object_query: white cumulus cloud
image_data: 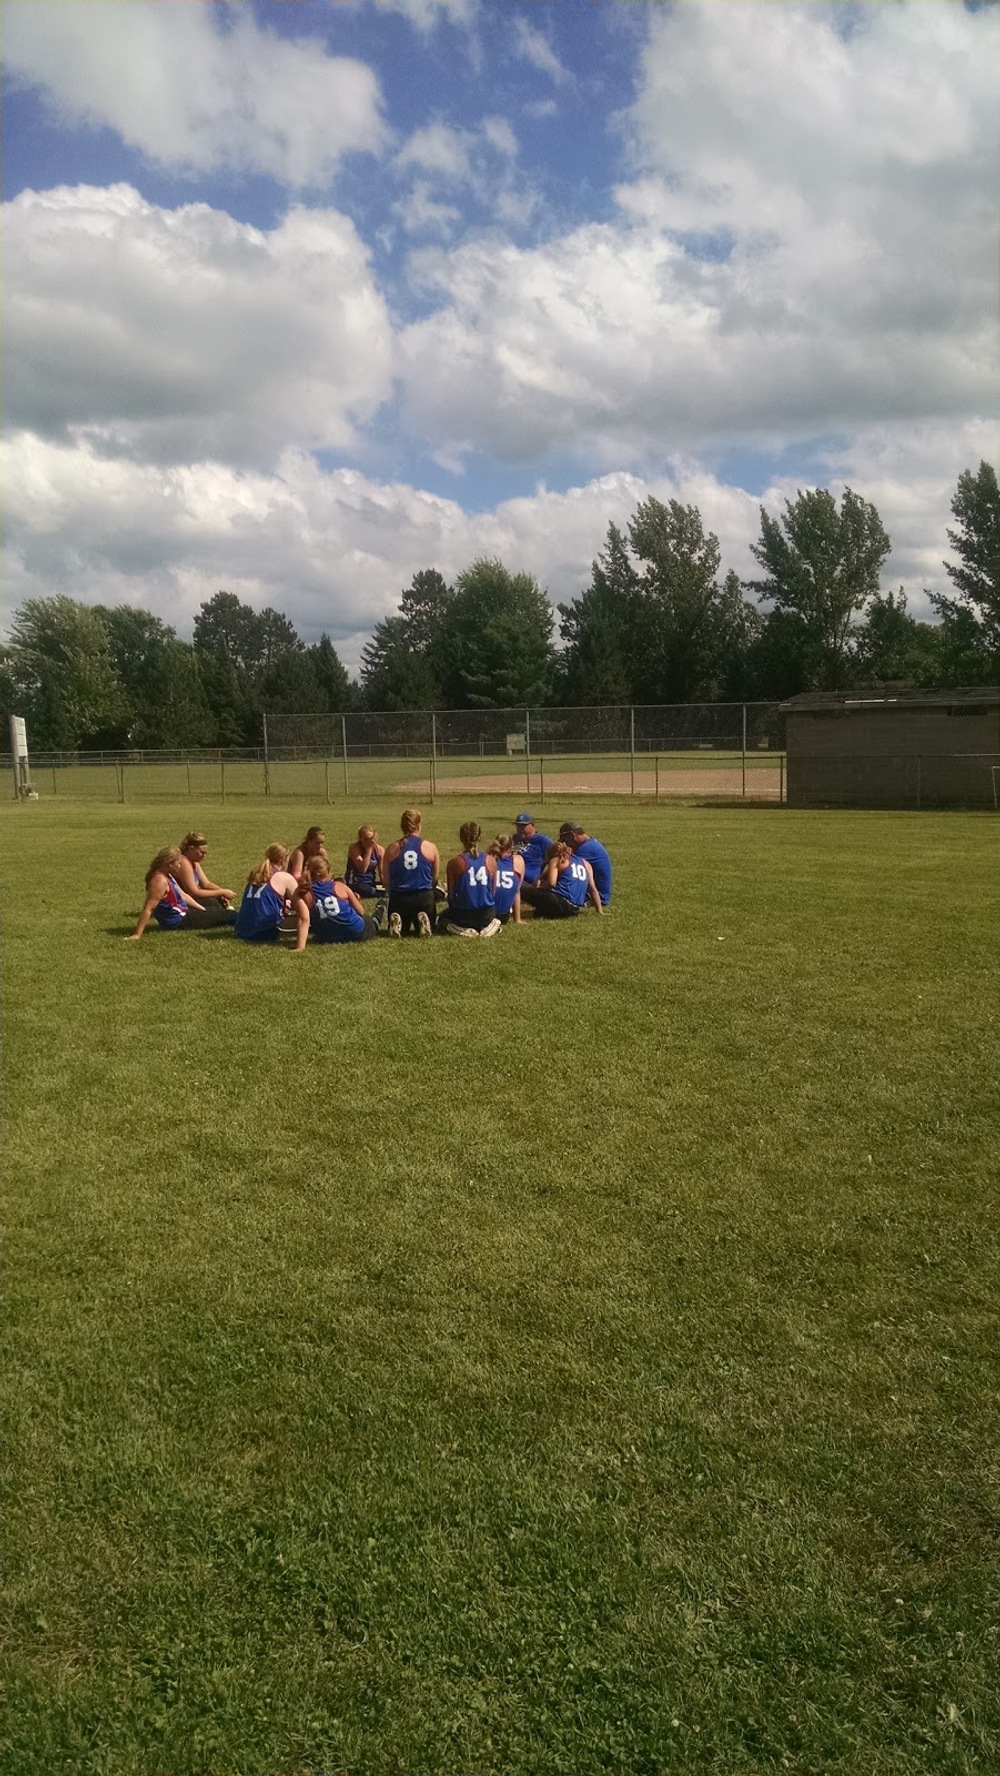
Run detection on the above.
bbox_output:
[4,185,394,467]
[397,1,998,469]
[2,426,981,672]
[3,0,388,185]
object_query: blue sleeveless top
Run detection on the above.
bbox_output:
[153,874,187,929]
[492,854,519,919]
[235,879,285,942]
[388,835,434,893]
[452,852,495,911]
[345,847,380,896]
[309,879,366,942]
[554,857,590,907]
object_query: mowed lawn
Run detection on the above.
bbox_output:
[1,798,996,1775]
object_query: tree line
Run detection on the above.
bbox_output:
[2,462,996,752]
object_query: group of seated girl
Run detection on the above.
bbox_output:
[128,810,602,946]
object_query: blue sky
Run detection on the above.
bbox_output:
[3,0,997,669]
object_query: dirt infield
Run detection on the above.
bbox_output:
[403,767,783,799]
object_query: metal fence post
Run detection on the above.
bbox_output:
[432,711,438,770]
[779,753,785,805]
[186,762,192,799]
[742,704,747,798]
[325,760,331,805]
[117,762,125,804]
[539,758,545,804]
[916,755,921,811]
[263,714,270,796]
[52,765,58,797]
[341,716,349,796]
[428,758,435,804]
[525,707,531,796]
[629,706,635,795]
[221,761,226,803]
[655,756,659,802]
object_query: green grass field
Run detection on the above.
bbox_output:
[2,798,996,1774]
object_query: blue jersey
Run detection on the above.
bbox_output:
[574,837,612,905]
[554,857,590,907]
[309,880,366,942]
[492,854,520,919]
[235,879,285,942]
[388,835,434,893]
[451,852,495,912]
[345,848,380,897]
[153,874,187,929]
[519,831,553,883]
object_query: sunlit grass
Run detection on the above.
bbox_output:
[2,798,996,1774]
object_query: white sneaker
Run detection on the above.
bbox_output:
[445,921,477,938]
[417,910,433,938]
[479,917,502,939]
[388,911,402,939]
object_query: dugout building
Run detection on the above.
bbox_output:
[780,686,1000,809]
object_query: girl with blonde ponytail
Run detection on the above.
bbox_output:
[443,820,501,938]
[234,844,300,943]
[292,854,386,949]
[488,833,525,926]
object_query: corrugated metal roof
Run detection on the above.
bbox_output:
[779,686,1000,713]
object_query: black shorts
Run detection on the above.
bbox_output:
[184,904,237,930]
[316,915,378,944]
[520,884,579,919]
[388,888,436,936]
[444,906,496,933]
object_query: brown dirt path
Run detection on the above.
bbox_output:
[401,767,782,799]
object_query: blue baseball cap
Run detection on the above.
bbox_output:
[514,811,534,825]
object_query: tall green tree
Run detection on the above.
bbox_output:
[930,460,999,676]
[715,569,766,700]
[399,568,454,663]
[310,634,355,711]
[93,606,213,747]
[558,523,638,705]
[749,487,890,690]
[360,569,454,708]
[193,591,312,742]
[193,591,265,743]
[850,589,944,688]
[2,596,126,749]
[361,617,440,710]
[627,497,757,704]
[440,559,555,708]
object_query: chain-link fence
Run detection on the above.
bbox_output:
[0,747,784,804]
[788,753,1000,809]
[3,704,789,805]
[264,702,785,759]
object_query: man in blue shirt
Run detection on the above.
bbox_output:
[513,813,554,886]
[560,821,612,906]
